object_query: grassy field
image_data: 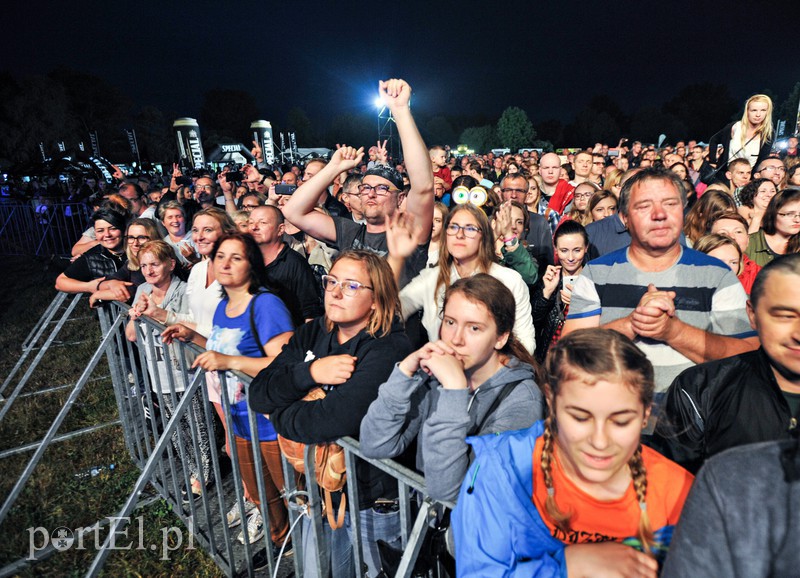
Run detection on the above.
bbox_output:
[0,256,225,577]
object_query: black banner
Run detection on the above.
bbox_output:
[89,131,100,157]
[173,118,205,169]
[250,120,275,165]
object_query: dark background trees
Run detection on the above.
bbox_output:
[0,67,797,168]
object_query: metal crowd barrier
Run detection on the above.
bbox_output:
[90,301,453,577]
[0,293,454,577]
[0,201,92,257]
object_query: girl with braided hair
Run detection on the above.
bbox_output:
[452,328,694,577]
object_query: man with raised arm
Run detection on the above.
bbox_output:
[563,168,758,403]
[283,78,434,287]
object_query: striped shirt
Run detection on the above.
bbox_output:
[567,247,756,392]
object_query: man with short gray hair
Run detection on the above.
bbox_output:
[564,168,758,404]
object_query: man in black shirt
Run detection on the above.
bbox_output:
[656,255,800,472]
[249,205,323,326]
[283,78,433,288]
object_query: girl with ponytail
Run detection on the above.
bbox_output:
[452,328,694,577]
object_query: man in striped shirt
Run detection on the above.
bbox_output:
[563,168,759,400]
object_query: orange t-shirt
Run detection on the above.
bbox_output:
[532,436,694,545]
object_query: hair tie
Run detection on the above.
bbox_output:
[547,487,555,497]
[639,501,647,512]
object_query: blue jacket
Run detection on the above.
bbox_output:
[453,420,567,577]
[454,420,680,577]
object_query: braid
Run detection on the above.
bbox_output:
[541,414,571,531]
[628,445,655,554]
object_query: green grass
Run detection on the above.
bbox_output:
[0,256,224,577]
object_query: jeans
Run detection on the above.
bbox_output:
[301,504,402,577]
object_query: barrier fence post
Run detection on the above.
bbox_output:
[0,313,125,525]
[0,293,84,423]
[0,291,67,398]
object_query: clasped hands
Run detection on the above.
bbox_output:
[629,283,680,342]
[399,341,467,390]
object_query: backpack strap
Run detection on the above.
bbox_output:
[247,292,268,358]
[467,379,524,437]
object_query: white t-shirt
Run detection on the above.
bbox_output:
[180,259,222,338]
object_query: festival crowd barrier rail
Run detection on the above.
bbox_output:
[0,296,452,577]
[0,200,92,257]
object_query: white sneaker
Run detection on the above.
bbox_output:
[238,511,265,545]
[226,499,256,528]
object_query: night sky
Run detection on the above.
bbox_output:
[5,0,799,128]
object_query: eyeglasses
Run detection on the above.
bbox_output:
[195,184,214,191]
[592,161,605,166]
[357,183,397,196]
[573,193,594,200]
[242,203,260,210]
[126,235,150,244]
[445,223,482,238]
[777,211,800,221]
[760,165,785,174]
[321,275,373,296]
[501,187,527,196]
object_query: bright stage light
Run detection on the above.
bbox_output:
[374,96,384,109]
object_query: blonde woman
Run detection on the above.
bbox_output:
[708,94,774,175]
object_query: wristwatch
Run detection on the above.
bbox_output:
[503,236,519,248]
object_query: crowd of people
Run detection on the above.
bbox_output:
[46,84,800,576]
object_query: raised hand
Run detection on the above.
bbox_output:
[330,145,365,173]
[378,79,412,112]
[111,164,126,181]
[375,140,389,164]
[386,211,422,260]
[251,139,263,163]
[541,265,562,299]
[492,201,514,241]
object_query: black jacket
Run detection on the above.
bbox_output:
[708,121,773,174]
[654,349,795,473]
[249,316,412,508]
[63,244,124,281]
[262,243,323,326]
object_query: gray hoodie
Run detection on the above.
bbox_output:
[360,356,544,504]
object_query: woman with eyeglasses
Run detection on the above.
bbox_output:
[91,218,163,306]
[249,250,412,578]
[559,182,599,227]
[392,202,536,353]
[746,188,800,266]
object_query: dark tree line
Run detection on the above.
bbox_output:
[1,68,798,168]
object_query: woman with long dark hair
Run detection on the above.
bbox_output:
[361,274,544,503]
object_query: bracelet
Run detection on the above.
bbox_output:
[96,280,104,291]
[501,235,518,243]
